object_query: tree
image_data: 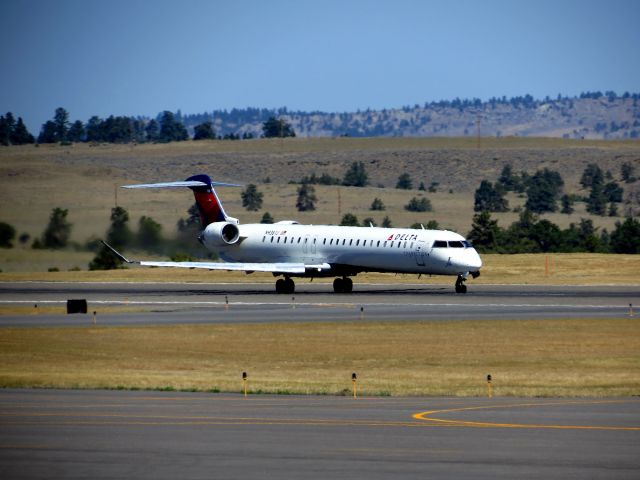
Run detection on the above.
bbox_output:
[404,196,432,212]
[560,194,574,214]
[38,120,57,143]
[53,107,70,142]
[340,213,359,226]
[370,197,385,211]
[362,217,377,227]
[158,111,188,142]
[88,243,124,270]
[381,216,393,228]
[241,184,263,211]
[262,117,295,138]
[610,217,640,253]
[474,180,509,212]
[67,120,85,142]
[296,183,317,211]
[467,211,501,252]
[497,164,521,192]
[193,121,216,140]
[42,208,72,248]
[621,162,636,183]
[86,116,103,142]
[342,161,368,187]
[396,172,413,189]
[260,212,274,224]
[145,119,160,142]
[580,164,603,189]
[603,182,623,203]
[137,216,163,251]
[106,206,132,249]
[0,222,16,248]
[586,178,607,215]
[525,169,563,213]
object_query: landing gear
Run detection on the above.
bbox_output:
[455,275,467,294]
[275,277,295,294]
[333,277,353,293]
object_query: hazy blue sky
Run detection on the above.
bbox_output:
[1,0,639,133]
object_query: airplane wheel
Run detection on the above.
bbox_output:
[275,279,285,294]
[455,284,467,294]
[284,278,295,294]
[343,277,353,293]
[333,278,344,293]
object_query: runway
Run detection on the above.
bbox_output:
[0,281,637,326]
[1,389,639,479]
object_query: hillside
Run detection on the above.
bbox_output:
[182,94,640,140]
[1,138,639,264]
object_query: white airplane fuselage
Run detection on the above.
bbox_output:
[120,174,482,294]
[204,222,482,278]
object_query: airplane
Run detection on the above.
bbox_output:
[105,174,482,294]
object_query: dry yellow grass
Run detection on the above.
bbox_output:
[1,318,638,396]
[1,253,638,285]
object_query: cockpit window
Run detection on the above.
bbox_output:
[432,240,447,248]
[462,240,473,248]
[448,241,464,248]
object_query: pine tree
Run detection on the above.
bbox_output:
[342,161,369,187]
[241,184,263,211]
[42,208,72,248]
[396,173,413,189]
[296,184,317,211]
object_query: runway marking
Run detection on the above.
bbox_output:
[413,399,640,431]
[0,299,627,309]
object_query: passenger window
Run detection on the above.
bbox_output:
[356,239,360,246]
[390,241,394,247]
[448,241,464,248]
[323,238,326,245]
[342,239,346,245]
[433,240,447,248]
[349,239,353,246]
[277,237,281,243]
[270,237,274,243]
[384,241,387,247]
[262,236,265,242]
[297,237,301,243]
[377,241,380,247]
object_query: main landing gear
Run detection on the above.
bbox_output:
[275,277,295,294]
[333,277,353,293]
[455,274,467,294]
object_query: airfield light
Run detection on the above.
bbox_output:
[352,373,357,399]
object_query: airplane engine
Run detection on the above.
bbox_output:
[201,221,240,247]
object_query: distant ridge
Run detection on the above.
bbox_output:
[180,92,640,140]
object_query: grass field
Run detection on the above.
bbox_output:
[1,318,638,397]
[1,253,638,285]
[1,138,639,248]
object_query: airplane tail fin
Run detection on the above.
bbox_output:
[122,174,240,227]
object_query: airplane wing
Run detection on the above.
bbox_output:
[101,241,330,274]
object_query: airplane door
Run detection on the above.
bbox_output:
[303,234,309,254]
[415,240,426,266]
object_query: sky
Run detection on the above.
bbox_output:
[1,0,639,134]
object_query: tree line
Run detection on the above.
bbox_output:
[0,108,296,146]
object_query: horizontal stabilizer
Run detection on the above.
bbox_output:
[122,180,241,189]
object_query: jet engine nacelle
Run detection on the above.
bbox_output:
[201,221,240,247]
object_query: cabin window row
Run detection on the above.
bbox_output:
[261,236,415,249]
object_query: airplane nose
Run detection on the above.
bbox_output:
[454,249,482,271]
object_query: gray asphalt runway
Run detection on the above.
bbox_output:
[1,389,639,479]
[0,281,638,326]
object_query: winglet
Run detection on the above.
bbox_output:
[100,241,137,264]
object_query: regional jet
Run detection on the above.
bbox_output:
[106,174,482,294]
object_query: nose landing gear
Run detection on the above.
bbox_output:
[455,274,467,294]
